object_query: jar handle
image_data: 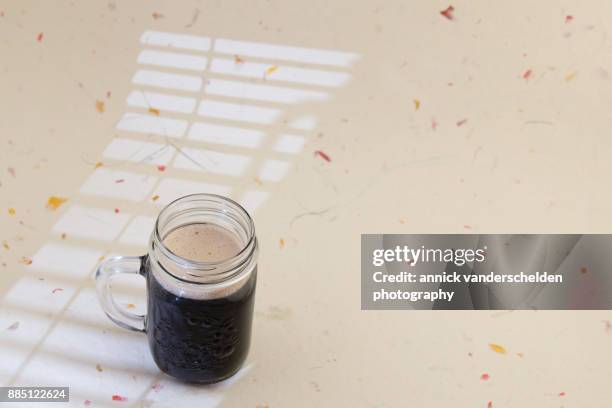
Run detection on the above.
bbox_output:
[95,255,147,332]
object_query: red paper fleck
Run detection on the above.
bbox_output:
[440,5,454,20]
[603,320,612,333]
[157,165,166,172]
[431,119,438,130]
[522,69,533,80]
[52,288,63,294]
[234,55,245,64]
[463,225,472,229]
[488,402,493,408]
[106,91,112,98]
[7,167,15,177]
[152,12,164,19]
[115,179,125,184]
[37,32,44,42]
[314,150,331,162]
[580,266,588,274]
[114,208,120,214]
[84,400,92,406]
[112,395,127,402]
[565,15,573,24]
[480,373,490,381]
[559,392,566,397]
[456,119,468,127]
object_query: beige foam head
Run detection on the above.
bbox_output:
[151,223,255,300]
[163,223,242,262]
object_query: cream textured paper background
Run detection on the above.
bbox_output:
[0,1,611,406]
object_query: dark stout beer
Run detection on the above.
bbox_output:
[145,223,256,383]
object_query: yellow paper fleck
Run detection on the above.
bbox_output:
[8,208,15,215]
[94,161,104,169]
[265,65,278,76]
[95,100,105,113]
[517,352,524,358]
[151,195,160,202]
[279,238,285,249]
[98,255,105,262]
[565,71,578,82]
[234,55,244,64]
[2,241,9,250]
[489,343,507,354]
[19,257,32,265]
[413,99,421,110]
[148,107,160,116]
[46,196,68,210]
[254,177,263,186]
[126,303,136,309]
[399,219,406,224]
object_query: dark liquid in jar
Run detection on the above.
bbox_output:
[146,223,255,383]
[146,264,256,383]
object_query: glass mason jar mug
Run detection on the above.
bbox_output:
[95,194,258,384]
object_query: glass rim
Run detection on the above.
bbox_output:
[152,193,257,282]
